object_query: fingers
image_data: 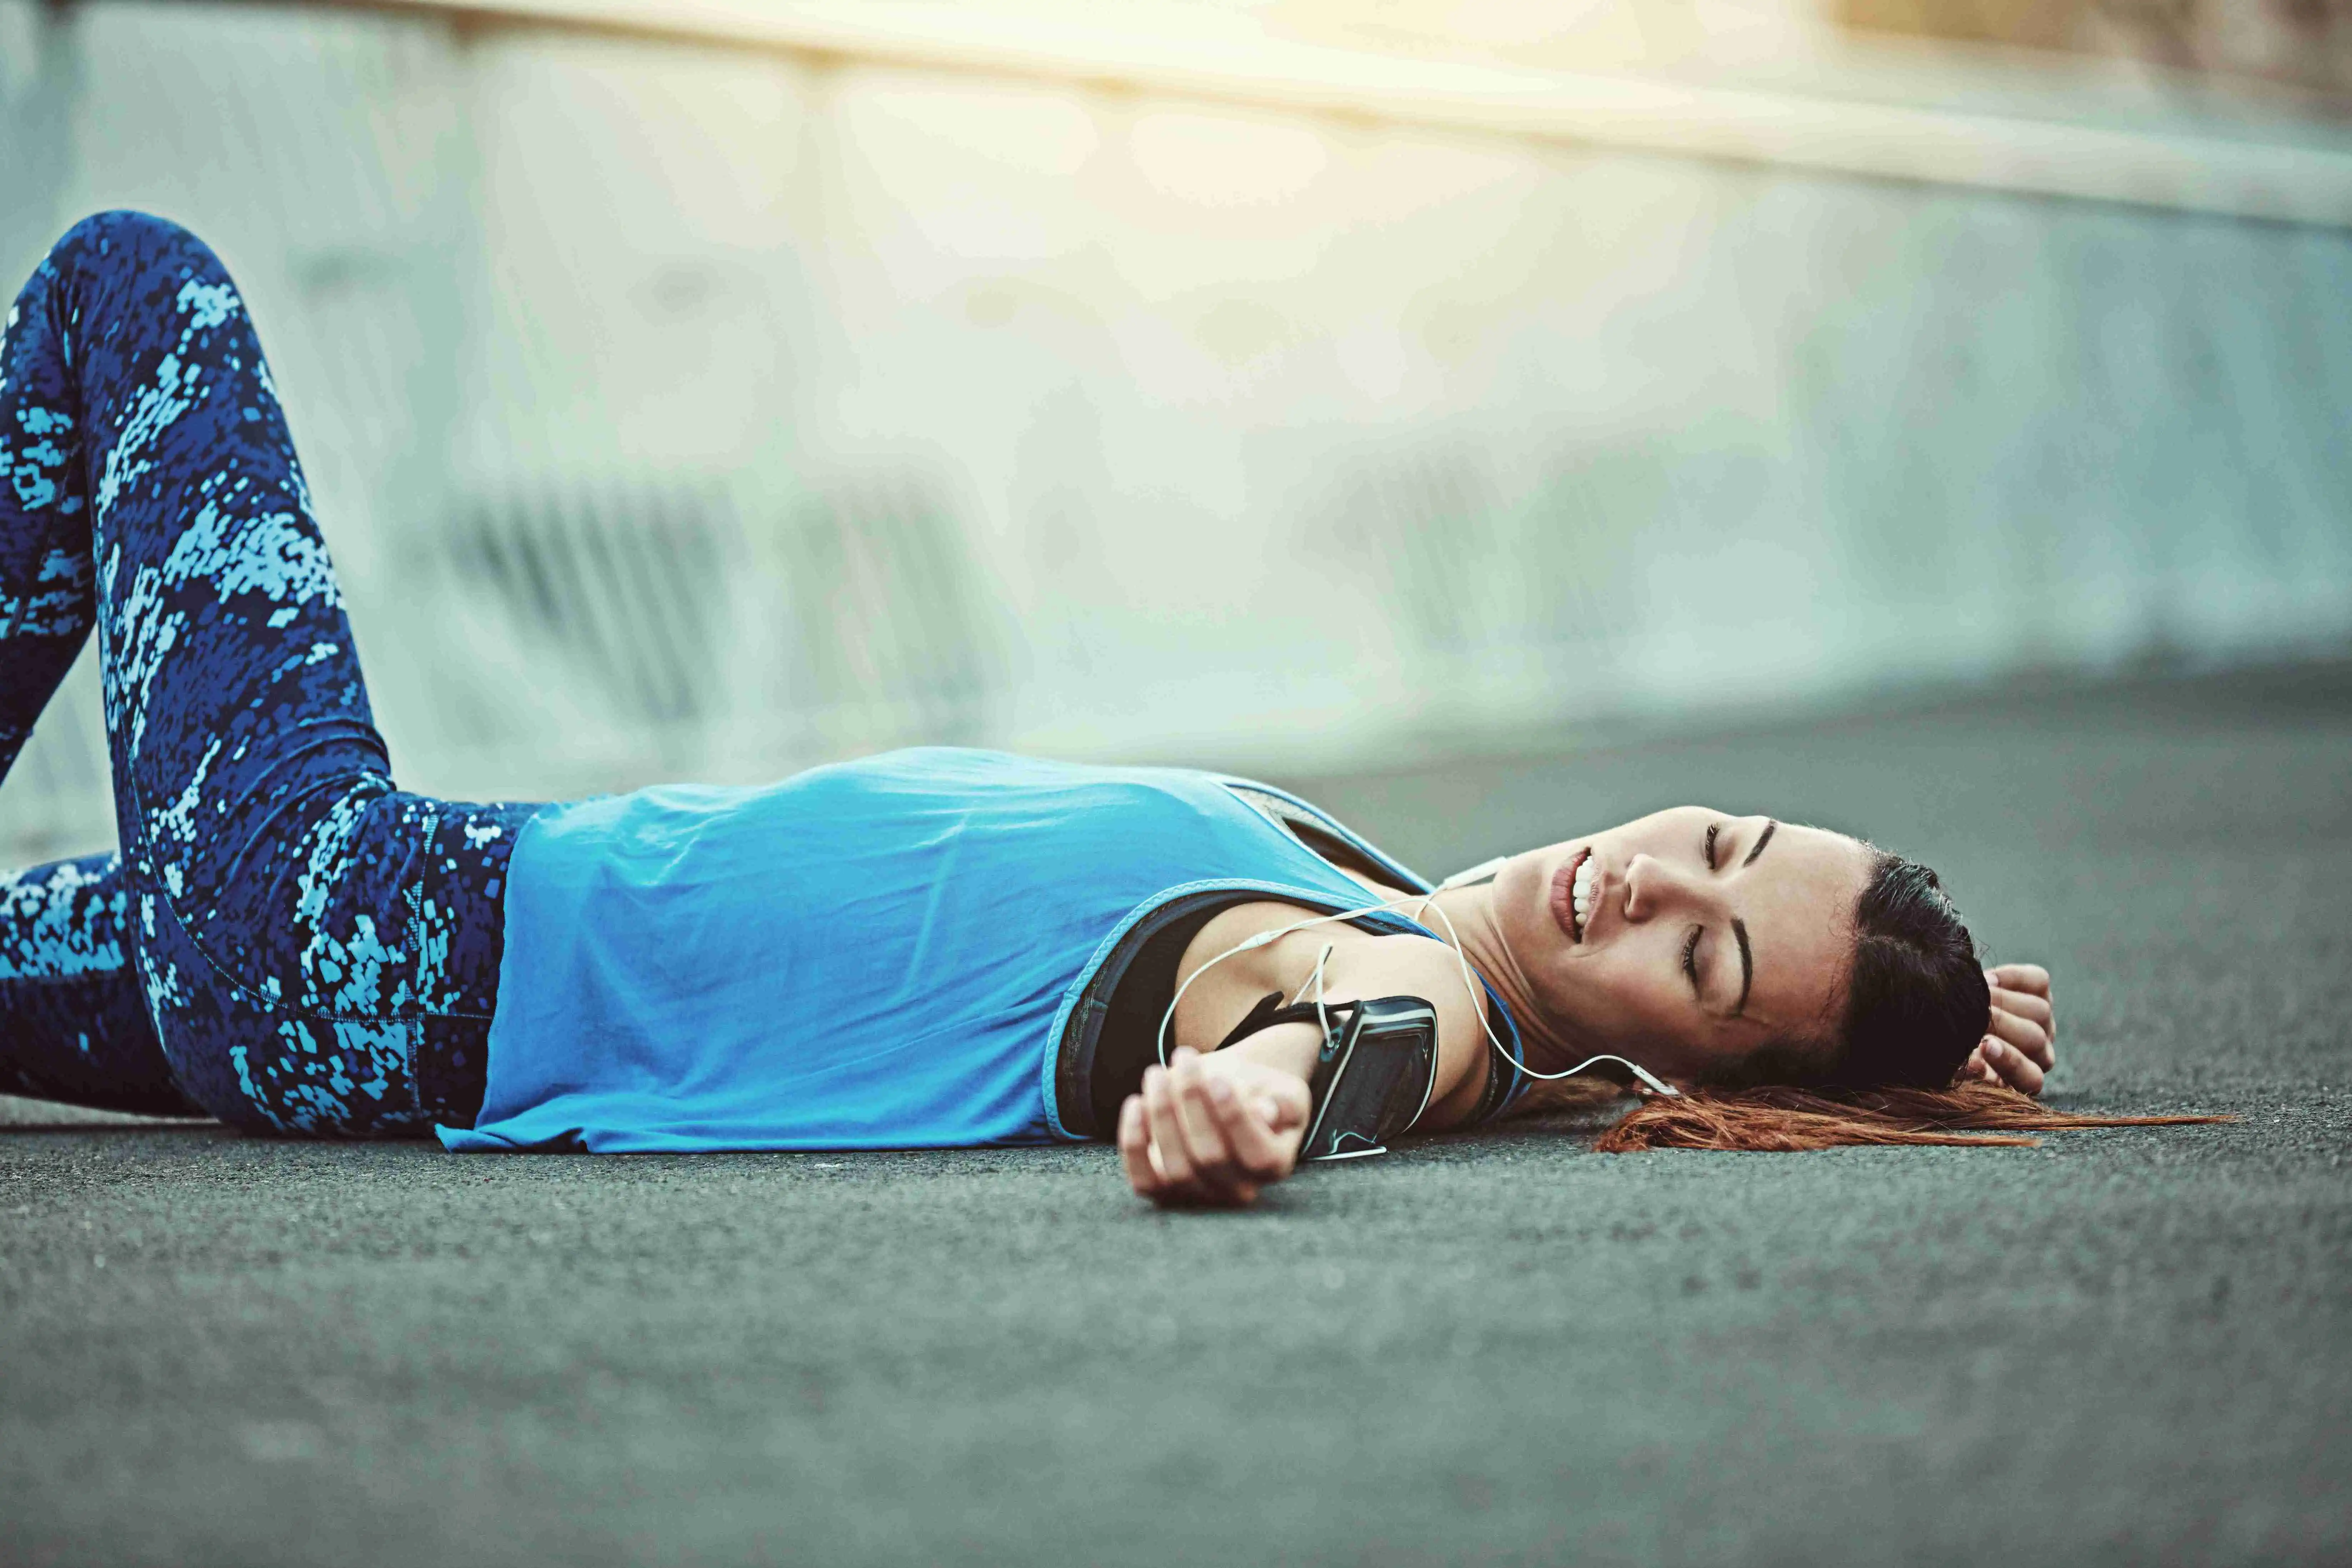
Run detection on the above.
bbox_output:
[1118,1094,1162,1198]
[1134,1050,1269,1207]
[1976,1035,2046,1096]
[1989,985,2053,1037]
[1986,963,2050,1000]
[1986,1001,2055,1069]
[1141,1061,1199,1190]
[1208,1073,1295,1184]
[1168,1052,1234,1179]
[1985,965,2057,1076]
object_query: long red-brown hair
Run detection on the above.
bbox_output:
[1590,1078,2228,1151]
[1506,1075,2226,1150]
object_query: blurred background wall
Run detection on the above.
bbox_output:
[1,0,2347,864]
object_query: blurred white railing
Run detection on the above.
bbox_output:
[382,0,2352,226]
[1,0,2349,863]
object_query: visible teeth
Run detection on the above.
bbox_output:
[1570,853,1595,932]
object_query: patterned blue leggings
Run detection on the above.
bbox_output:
[0,212,539,1135]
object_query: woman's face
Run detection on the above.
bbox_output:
[1485,807,1871,1084]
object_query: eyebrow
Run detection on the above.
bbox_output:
[1731,917,1753,1016]
[1742,818,1777,868]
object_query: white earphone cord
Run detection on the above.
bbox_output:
[1153,857,1681,1101]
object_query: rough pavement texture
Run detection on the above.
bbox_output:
[4,668,2348,1566]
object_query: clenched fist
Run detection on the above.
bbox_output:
[1967,963,2057,1095]
[1118,1046,1312,1207]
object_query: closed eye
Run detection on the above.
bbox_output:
[1703,822,1720,870]
[1681,923,1702,992]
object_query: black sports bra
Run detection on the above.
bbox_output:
[1051,889,1525,1140]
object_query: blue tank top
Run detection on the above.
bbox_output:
[438,748,1525,1152]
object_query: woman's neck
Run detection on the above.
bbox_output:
[1419,881,1577,1072]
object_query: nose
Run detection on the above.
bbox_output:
[1622,853,1712,925]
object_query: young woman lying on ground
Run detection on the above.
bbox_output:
[0,214,2202,1207]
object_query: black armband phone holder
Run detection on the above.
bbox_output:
[1215,992,1441,1163]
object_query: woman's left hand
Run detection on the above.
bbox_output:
[1118,1046,1308,1208]
[1967,962,2056,1096]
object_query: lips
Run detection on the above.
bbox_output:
[1551,847,1592,943]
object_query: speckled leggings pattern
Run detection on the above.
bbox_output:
[0,212,540,1135]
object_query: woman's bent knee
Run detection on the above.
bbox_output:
[38,211,239,339]
[49,210,218,274]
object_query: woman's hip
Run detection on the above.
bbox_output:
[136,786,542,1137]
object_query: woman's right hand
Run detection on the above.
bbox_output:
[1968,963,2057,1095]
[1119,1046,1309,1207]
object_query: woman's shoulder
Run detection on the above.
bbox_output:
[1181,902,1488,1031]
[1172,902,1497,1125]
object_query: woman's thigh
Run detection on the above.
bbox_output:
[9,211,539,1134]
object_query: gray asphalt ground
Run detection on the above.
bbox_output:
[4,667,2348,1567]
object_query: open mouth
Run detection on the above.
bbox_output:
[1552,847,1594,942]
